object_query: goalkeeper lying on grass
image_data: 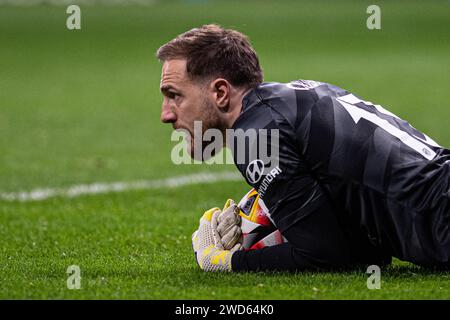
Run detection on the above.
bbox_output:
[157,25,450,272]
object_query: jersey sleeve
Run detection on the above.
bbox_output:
[231,102,329,232]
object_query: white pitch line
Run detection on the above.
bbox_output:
[0,171,242,202]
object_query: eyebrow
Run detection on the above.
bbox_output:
[160,85,178,94]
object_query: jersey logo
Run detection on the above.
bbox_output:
[286,80,322,90]
[246,159,265,184]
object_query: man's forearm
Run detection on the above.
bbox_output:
[231,199,358,272]
[231,242,320,272]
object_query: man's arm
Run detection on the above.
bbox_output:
[227,107,357,271]
[231,196,356,272]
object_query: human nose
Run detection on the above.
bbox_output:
[160,99,177,123]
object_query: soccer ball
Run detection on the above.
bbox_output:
[237,189,287,250]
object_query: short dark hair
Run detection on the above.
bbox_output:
[156,24,263,89]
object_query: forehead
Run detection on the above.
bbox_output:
[160,59,188,86]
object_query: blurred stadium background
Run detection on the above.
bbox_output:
[0,0,449,299]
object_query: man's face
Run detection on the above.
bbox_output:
[160,59,224,159]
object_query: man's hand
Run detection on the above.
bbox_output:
[211,199,243,251]
[192,207,233,272]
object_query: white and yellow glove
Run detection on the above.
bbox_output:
[192,207,233,272]
[211,199,243,251]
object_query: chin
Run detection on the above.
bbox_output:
[187,136,202,161]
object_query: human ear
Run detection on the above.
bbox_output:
[210,78,230,110]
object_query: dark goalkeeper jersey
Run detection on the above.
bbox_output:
[231,80,450,267]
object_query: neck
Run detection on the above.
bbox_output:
[225,87,252,129]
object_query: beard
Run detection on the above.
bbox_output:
[188,98,226,162]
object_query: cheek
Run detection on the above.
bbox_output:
[184,98,207,121]
[178,90,213,129]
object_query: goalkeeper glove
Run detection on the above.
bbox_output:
[211,199,243,251]
[192,207,233,272]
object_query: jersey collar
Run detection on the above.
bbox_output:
[241,83,265,113]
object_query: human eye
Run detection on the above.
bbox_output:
[169,91,183,104]
[165,91,177,99]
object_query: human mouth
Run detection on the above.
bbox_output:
[172,124,181,131]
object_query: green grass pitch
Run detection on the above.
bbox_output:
[0,0,449,299]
